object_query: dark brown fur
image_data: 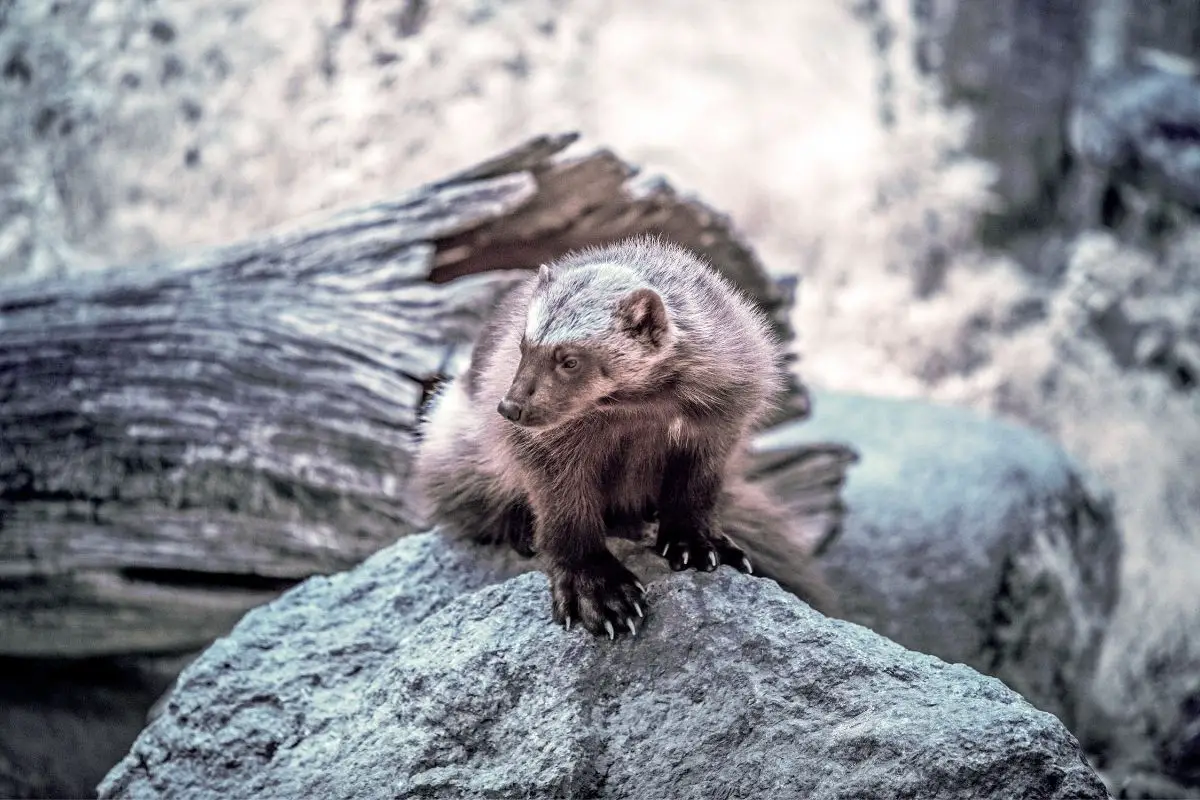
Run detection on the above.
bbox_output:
[416,236,832,637]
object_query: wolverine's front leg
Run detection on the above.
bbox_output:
[530,488,646,638]
[656,448,753,575]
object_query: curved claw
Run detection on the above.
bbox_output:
[634,581,647,596]
[626,618,637,636]
[682,549,690,566]
[708,550,719,569]
[550,557,645,640]
[661,544,670,558]
[634,602,643,618]
[741,556,753,575]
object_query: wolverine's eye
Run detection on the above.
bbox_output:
[559,356,579,371]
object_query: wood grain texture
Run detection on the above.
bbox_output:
[0,134,855,656]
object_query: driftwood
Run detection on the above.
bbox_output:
[0,133,857,657]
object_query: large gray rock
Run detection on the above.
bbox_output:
[98,532,1108,800]
[758,391,1122,735]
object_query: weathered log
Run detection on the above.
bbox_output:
[0,134,856,657]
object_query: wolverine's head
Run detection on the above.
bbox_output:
[497,261,674,429]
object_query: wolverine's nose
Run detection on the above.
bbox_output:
[497,399,524,423]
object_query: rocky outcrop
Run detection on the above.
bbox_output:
[98,533,1108,800]
[763,390,1122,736]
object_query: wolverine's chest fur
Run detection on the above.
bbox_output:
[518,412,702,520]
[601,422,677,509]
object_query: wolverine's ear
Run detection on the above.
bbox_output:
[618,288,670,347]
[537,264,554,284]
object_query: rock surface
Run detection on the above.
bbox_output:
[758,390,1122,735]
[98,532,1108,800]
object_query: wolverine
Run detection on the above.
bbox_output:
[415,236,830,638]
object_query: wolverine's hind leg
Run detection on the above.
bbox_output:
[420,467,537,558]
[415,377,538,554]
[485,497,536,557]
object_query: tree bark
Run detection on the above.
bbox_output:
[0,133,855,657]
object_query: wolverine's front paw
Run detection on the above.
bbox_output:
[655,526,754,575]
[550,554,647,639]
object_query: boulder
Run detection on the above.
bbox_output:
[757,390,1122,734]
[98,532,1107,800]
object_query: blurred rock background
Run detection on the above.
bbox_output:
[1,0,1198,796]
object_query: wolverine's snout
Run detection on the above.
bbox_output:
[497,398,524,423]
[499,365,541,425]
